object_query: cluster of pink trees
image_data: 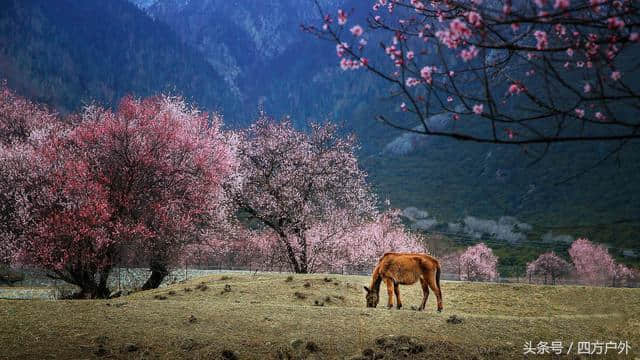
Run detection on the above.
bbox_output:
[308,0,640,148]
[525,238,637,286]
[1,86,234,297]
[440,238,636,286]
[1,85,433,294]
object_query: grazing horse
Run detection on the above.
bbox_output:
[364,252,443,312]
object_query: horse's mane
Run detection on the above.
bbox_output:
[369,263,383,294]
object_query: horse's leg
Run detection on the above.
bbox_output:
[384,277,394,309]
[419,277,429,311]
[427,271,443,312]
[393,282,402,310]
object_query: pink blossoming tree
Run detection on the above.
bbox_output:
[2,93,234,297]
[307,0,640,149]
[526,251,572,284]
[568,237,636,286]
[228,113,427,273]
[568,237,615,286]
[457,242,500,281]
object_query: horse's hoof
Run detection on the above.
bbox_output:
[396,305,402,310]
[387,305,393,309]
[437,308,443,313]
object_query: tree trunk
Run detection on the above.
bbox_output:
[67,268,111,299]
[142,261,169,290]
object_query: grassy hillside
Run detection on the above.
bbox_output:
[1,273,638,359]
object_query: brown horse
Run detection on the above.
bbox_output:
[364,252,443,312]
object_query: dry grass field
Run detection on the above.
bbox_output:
[1,273,639,359]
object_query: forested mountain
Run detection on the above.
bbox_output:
[0,0,236,115]
[1,0,638,268]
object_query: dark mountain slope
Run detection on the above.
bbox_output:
[0,0,236,114]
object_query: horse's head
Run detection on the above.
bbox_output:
[364,286,379,308]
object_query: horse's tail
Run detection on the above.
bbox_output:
[436,264,441,290]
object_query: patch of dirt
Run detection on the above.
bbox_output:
[275,339,323,360]
[350,335,505,360]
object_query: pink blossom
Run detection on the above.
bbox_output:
[583,83,591,93]
[406,51,415,61]
[508,82,525,94]
[400,102,408,111]
[461,45,479,62]
[611,71,621,81]
[575,108,585,118]
[566,48,574,57]
[473,104,484,114]
[607,17,625,30]
[534,30,548,50]
[405,77,421,87]
[554,0,570,9]
[338,9,348,25]
[350,25,364,36]
[336,42,348,57]
[420,65,436,84]
[467,11,483,28]
[450,19,472,39]
[503,4,512,15]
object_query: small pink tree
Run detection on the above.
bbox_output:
[526,252,572,285]
[440,250,465,280]
[458,243,499,281]
[568,238,637,287]
[612,263,636,287]
[568,238,616,286]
